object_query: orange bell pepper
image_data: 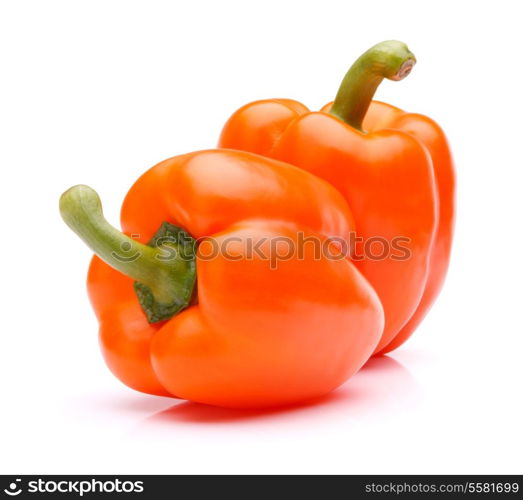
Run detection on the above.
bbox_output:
[60,150,384,408]
[219,41,455,355]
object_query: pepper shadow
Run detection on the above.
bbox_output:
[136,354,419,426]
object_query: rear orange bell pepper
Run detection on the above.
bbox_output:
[219,41,455,355]
[60,150,384,408]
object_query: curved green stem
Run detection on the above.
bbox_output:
[329,40,416,131]
[59,185,196,322]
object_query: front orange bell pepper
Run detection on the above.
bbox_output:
[219,41,455,355]
[60,150,384,408]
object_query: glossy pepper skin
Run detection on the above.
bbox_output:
[60,150,384,408]
[219,41,455,355]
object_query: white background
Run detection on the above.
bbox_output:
[1,0,522,474]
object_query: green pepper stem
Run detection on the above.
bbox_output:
[329,40,416,131]
[59,185,196,322]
